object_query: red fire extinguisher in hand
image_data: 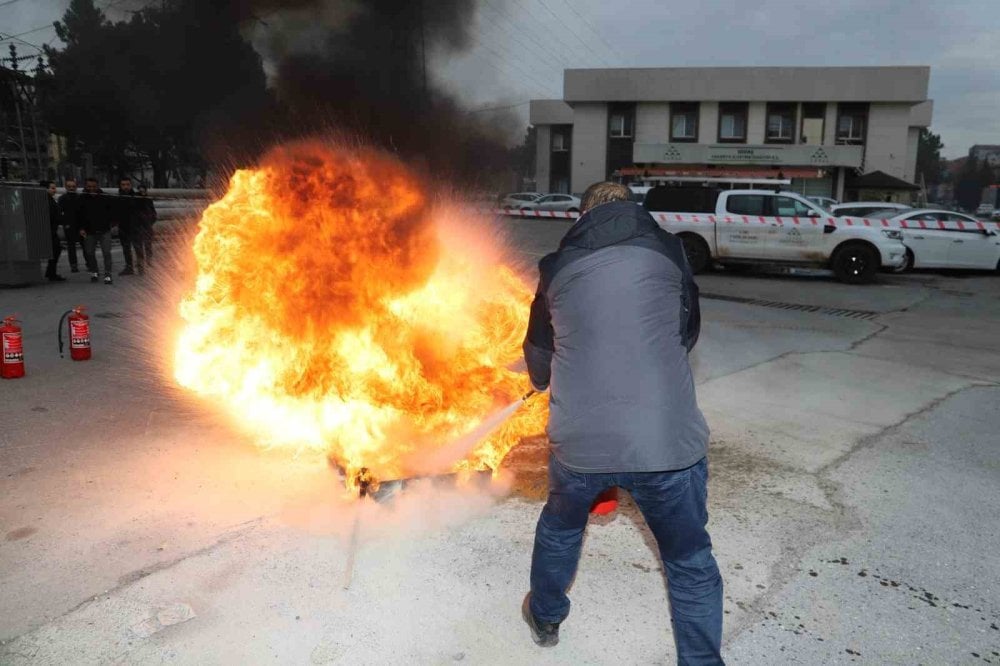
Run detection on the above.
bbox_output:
[1,314,25,379]
[58,306,91,361]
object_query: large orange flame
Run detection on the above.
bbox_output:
[174,140,547,481]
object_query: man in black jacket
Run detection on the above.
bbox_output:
[521,182,722,663]
[58,178,82,273]
[79,177,114,284]
[136,184,156,268]
[44,181,66,282]
[114,176,143,276]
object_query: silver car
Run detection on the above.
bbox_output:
[519,193,582,213]
[499,192,542,209]
[830,202,912,218]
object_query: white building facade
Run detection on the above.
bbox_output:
[530,66,933,201]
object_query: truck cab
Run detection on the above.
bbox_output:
[642,184,908,283]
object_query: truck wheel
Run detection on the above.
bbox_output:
[831,242,879,284]
[679,234,711,274]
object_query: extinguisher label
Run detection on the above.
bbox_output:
[2,332,23,362]
[70,320,90,348]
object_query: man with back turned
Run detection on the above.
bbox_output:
[521,181,724,664]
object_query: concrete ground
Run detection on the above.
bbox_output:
[1,219,999,665]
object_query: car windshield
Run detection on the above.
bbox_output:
[868,209,904,219]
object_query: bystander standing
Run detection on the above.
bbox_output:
[79,177,113,285]
[136,184,156,268]
[44,181,66,282]
[114,177,144,276]
[58,177,82,273]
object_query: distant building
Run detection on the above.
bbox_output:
[530,66,933,202]
[969,145,1000,168]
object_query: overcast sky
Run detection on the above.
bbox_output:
[4,0,998,158]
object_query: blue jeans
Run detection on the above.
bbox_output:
[530,456,724,665]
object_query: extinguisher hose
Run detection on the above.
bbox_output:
[58,309,73,358]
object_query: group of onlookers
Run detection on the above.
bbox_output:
[45,177,157,285]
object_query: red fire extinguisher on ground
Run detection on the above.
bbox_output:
[590,487,619,515]
[58,306,91,361]
[1,315,25,379]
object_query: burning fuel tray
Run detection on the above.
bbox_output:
[330,460,494,503]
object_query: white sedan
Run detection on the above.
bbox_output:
[499,192,541,209]
[872,209,1000,271]
[519,194,582,213]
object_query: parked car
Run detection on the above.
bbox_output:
[869,209,1000,271]
[642,185,907,283]
[499,192,541,209]
[806,195,839,209]
[519,193,582,213]
[830,202,912,218]
[976,203,995,218]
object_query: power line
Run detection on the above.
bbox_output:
[466,49,551,99]
[468,33,560,97]
[479,0,575,70]
[0,23,55,40]
[554,0,623,64]
[533,0,614,67]
[507,0,609,70]
[0,32,48,54]
[470,23,563,93]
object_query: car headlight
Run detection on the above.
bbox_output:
[881,229,903,241]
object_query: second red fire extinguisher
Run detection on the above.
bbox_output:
[1,315,25,379]
[58,306,91,361]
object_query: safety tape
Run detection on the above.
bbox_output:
[493,209,1000,232]
[494,208,579,219]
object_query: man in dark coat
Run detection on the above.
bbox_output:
[136,184,157,268]
[58,177,82,273]
[114,176,143,276]
[521,182,723,663]
[78,177,114,284]
[44,181,66,282]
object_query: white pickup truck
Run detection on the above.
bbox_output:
[641,186,908,284]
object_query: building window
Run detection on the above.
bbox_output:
[609,111,633,138]
[718,103,748,143]
[551,130,568,152]
[801,102,825,145]
[836,103,868,144]
[670,102,699,142]
[765,103,795,143]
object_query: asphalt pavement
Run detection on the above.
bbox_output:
[1,218,998,664]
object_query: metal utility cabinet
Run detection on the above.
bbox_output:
[0,184,51,286]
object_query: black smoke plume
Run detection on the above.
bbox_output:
[218,0,515,187]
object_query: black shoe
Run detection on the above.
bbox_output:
[90,272,99,283]
[47,274,67,282]
[104,273,113,285]
[119,266,134,276]
[522,593,559,647]
[70,266,80,273]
